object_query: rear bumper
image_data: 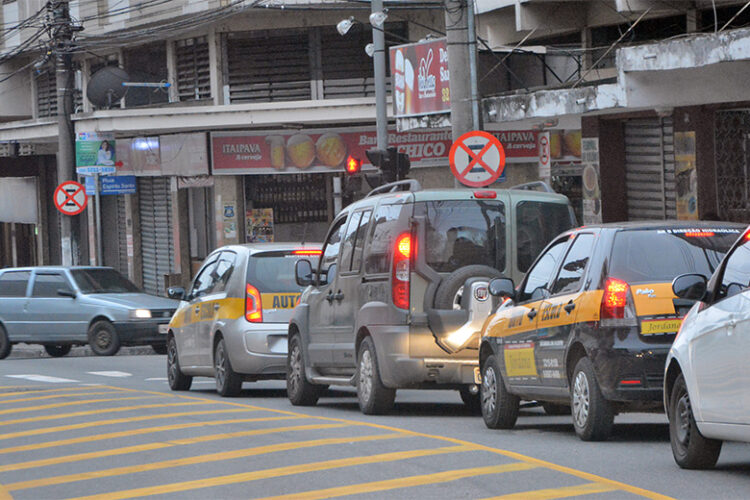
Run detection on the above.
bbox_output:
[222,321,288,377]
[112,321,169,345]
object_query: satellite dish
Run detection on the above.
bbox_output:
[86,66,130,108]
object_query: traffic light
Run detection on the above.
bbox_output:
[345,155,361,175]
[343,155,362,193]
[365,147,410,184]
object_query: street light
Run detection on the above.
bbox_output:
[336,17,354,36]
[369,10,388,29]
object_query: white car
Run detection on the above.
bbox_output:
[664,226,750,469]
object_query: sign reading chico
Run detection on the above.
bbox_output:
[449,130,506,187]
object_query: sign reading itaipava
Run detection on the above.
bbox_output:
[211,128,538,175]
[389,38,449,118]
[76,132,116,168]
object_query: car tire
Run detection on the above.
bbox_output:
[286,334,321,406]
[0,325,12,360]
[44,345,72,357]
[481,354,519,429]
[167,336,192,391]
[151,343,167,355]
[542,402,570,416]
[214,338,243,397]
[571,357,614,441]
[88,320,121,356]
[433,265,504,310]
[669,373,722,469]
[459,387,481,414]
[357,336,396,415]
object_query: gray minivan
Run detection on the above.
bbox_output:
[0,266,177,358]
[288,181,576,414]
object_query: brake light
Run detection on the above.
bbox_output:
[473,190,497,199]
[684,231,715,237]
[245,284,263,323]
[392,233,412,310]
[745,230,750,240]
[601,278,629,319]
[293,248,321,255]
[619,379,642,386]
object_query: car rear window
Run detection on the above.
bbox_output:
[247,251,320,293]
[516,201,577,273]
[415,200,506,273]
[0,271,30,297]
[610,228,741,284]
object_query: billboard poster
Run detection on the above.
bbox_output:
[76,132,116,168]
[246,208,274,243]
[211,128,539,175]
[389,38,449,118]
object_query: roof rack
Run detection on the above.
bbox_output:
[365,179,422,198]
[509,181,556,193]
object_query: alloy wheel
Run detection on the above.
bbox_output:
[359,349,374,403]
[289,344,303,395]
[167,341,178,384]
[95,329,111,349]
[573,371,590,428]
[482,365,497,415]
[215,343,226,389]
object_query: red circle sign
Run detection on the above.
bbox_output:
[449,130,506,187]
[54,181,88,216]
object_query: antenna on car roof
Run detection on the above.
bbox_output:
[301,223,308,246]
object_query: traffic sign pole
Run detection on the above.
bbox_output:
[94,173,103,265]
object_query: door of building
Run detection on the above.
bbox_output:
[138,177,174,296]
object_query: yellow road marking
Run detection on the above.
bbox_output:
[0,484,10,500]
[260,462,538,500]
[0,401,210,429]
[485,481,619,499]
[0,391,125,405]
[0,395,160,415]
[0,416,301,455]
[12,433,414,492]
[68,444,468,500]
[105,387,671,500]
[0,386,101,397]
[0,423,348,472]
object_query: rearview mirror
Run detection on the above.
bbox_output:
[489,278,515,300]
[672,274,707,301]
[168,287,186,301]
[295,260,313,287]
[57,289,76,299]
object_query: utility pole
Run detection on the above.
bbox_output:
[51,0,78,265]
[371,0,388,151]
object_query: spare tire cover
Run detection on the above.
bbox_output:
[433,265,504,310]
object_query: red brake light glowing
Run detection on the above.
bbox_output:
[745,230,750,240]
[392,232,412,310]
[684,231,715,238]
[473,190,497,199]
[601,278,629,319]
[245,284,263,323]
[396,234,411,258]
[293,249,321,255]
[619,379,642,386]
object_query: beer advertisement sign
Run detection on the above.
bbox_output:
[389,38,450,118]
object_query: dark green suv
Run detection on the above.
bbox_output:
[288,180,575,414]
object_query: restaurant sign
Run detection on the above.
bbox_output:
[389,38,450,118]
[211,128,538,175]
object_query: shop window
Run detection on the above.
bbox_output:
[245,174,329,225]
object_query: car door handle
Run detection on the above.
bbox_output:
[564,301,575,314]
[333,290,344,302]
[326,292,335,304]
[213,304,221,311]
[194,306,200,314]
[527,309,537,320]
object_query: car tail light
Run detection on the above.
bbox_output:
[245,284,263,323]
[392,232,412,310]
[684,231,715,237]
[293,248,321,255]
[619,379,642,386]
[600,278,637,326]
[473,190,496,199]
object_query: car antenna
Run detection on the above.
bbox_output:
[301,223,308,246]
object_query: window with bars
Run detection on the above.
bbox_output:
[176,36,211,102]
[35,69,57,118]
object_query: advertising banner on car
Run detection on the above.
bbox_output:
[211,128,539,175]
[389,38,450,118]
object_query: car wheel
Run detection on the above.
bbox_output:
[669,373,722,469]
[214,338,243,397]
[44,345,72,357]
[357,336,396,415]
[151,343,167,355]
[286,334,321,406]
[571,357,614,441]
[481,354,519,429]
[459,387,481,414]
[542,402,570,416]
[167,336,192,391]
[87,320,121,356]
[0,325,12,360]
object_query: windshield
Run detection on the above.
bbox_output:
[71,269,141,294]
[247,252,320,293]
[415,200,506,273]
[610,228,742,284]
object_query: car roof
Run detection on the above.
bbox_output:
[212,242,322,255]
[0,266,114,273]
[347,187,570,210]
[567,221,747,232]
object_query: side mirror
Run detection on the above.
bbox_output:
[168,287,186,300]
[672,274,707,301]
[489,278,516,300]
[295,260,313,287]
[57,289,76,299]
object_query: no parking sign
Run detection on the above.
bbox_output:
[449,131,506,187]
[54,181,87,216]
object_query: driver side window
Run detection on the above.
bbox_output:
[717,238,750,300]
[318,217,348,285]
[518,238,568,303]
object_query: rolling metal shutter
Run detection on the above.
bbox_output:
[116,195,129,276]
[138,178,174,296]
[624,117,676,220]
[226,32,311,103]
[176,36,211,102]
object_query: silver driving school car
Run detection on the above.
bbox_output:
[165,243,321,397]
[0,266,178,358]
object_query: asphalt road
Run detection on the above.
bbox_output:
[1,349,750,500]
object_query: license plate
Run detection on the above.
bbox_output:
[473,367,482,384]
[641,318,682,335]
[158,324,169,334]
